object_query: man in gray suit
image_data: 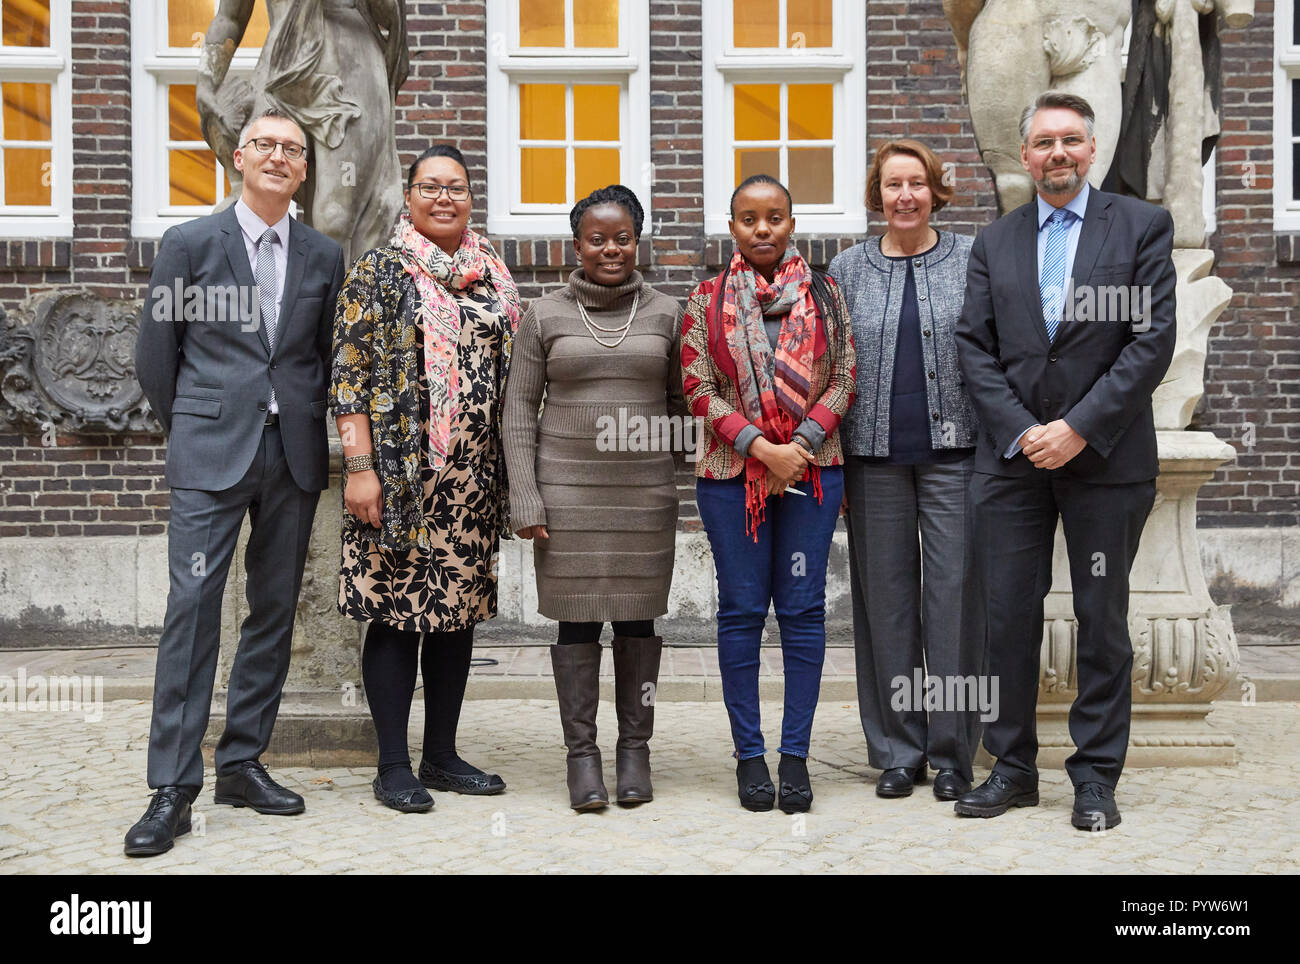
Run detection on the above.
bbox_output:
[126,109,345,857]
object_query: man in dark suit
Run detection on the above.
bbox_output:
[954,91,1176,830]
[126,109,345,856]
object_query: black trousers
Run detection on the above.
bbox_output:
[971,470,1155,790]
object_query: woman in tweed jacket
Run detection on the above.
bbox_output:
[827,138,985,804]
[682,174,856,814]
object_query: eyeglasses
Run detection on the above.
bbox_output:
[242,137,307,160]
[1028,135,1088,154]
[411,182,471,201]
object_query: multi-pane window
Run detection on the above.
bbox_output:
[1276,2,1300,230]
[487,0,650,236]
[132,1,269,236]
[0,0,71,237]
[703,0,866,235]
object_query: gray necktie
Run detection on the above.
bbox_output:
[255,228,279,409]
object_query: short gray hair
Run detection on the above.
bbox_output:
[238,108,307,154]
[1019,91,1096,142]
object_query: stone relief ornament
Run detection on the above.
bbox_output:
[0,291,154,433]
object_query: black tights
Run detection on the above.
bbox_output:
[362,621,479,784]
[556,620,656,645]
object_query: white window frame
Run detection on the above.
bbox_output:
[702,0,866,236]
[130,1,259,238]
[0,0,72,238]
[486,0,650,237]
[1275,1,1300,231]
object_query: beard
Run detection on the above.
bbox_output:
[1036,164,1083,196]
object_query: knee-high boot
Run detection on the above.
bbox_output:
[550,642,608,811]
[612,635,663,804]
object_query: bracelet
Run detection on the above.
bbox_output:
[344,453,375,473]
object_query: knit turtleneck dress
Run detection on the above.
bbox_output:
[503,268,686,622]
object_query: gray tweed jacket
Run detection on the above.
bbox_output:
[828,230,979,457]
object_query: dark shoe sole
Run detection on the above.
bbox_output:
[572,796,609,812]
[213,793,304,816]
[124,819,191,858]
[778,796,812,814]
[616,792,652,806]
[1072,810,1122,831]
[371,783,434,814]
[876,783,914,799]
[419,775,507,796]
[954,790,1040,817]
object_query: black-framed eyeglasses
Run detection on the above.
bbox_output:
[411,182,471,201]
[243,137,307,160]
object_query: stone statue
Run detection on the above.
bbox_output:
[944,0,1130,214]
[1109,0,1255,249]
[197,0,410,261]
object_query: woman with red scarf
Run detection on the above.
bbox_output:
[681,174,856,813]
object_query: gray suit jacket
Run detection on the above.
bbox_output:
[955,189,1176,483]
[135,205,346,492]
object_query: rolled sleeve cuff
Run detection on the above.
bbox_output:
[794,417,826,453]
[733,424,763,458]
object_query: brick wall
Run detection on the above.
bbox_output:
[0,0,1295,536]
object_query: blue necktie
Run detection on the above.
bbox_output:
[1039,208,1074,342]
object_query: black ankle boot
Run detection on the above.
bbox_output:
[777,754,813,813]
[736,756,775,812]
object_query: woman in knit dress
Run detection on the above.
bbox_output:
[504,184,685,811]
[330,144,521,813]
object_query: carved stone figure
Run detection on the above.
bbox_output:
[1109,0,1255,248]
[945,0,1130,214]
[197,0,410,261]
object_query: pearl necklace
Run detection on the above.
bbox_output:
[576,290,640,349]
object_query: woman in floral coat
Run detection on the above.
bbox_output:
[330,144,520,813]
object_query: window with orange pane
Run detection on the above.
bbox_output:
[733,82,834,205]
[162,1,268,208]
[519,0,619,48]
[732,0,832,49]
[519,82,621,205]
[1,0,55,208]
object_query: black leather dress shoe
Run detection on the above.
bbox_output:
[875,763,928,798]
[418,758,506,796]
[932,769,972,800]
[953,771,1039,817]
[373,776,435,813]
[1072,782,1121,830]
[124,787,192,857]
[213,760,305,815]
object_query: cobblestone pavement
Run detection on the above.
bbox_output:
[1,699,1297,874]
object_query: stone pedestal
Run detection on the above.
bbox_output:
[1031,430,1241,767]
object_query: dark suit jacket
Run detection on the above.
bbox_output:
[955,189,1176,484]
[135,205,346,492]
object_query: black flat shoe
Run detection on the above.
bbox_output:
[736,756,775,812]
[124,787,192,857]
[372,776,434,813]
[777,754,813,814]
[954,772,1039,818]
[932,769,972,801]
[876,763,928,798]
[418,758,506,796]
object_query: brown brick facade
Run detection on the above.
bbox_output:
[0,0,1295,536]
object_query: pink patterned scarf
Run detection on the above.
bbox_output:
[391,213,521,472]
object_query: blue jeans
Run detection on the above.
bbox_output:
[697,468,844,759]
